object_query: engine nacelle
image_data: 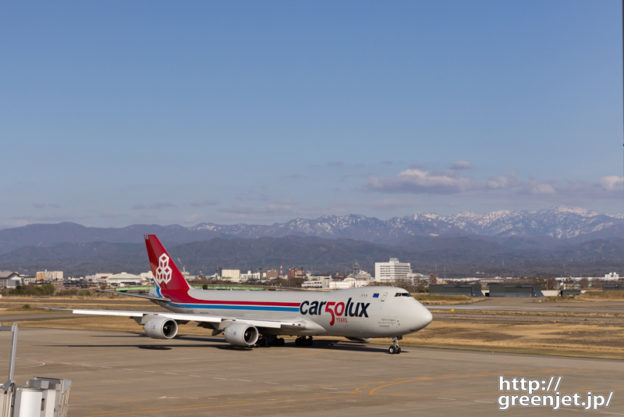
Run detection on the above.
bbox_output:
[143,316,178,339]
[223,323,259,347]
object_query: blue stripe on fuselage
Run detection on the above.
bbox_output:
[166,303,299,312]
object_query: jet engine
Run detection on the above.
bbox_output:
[223,323,259,347]
[143,316,178,339]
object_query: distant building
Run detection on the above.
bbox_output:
[265,269,279,280]
[302,274,371,290]
[105,272,145,287]
[85,273,113,284]
[375,258,412,282]
[288,268,306,279]
[221,269,241,282]
[240,270,265,281]
[0,271,23,289]
[36,270,63,281]
[604,272,620,281]
[329,277,371,289]
[302,276,331,289]
[21,275,36,285]
[430,283,483,297]
[347,262,373,282]
[488,283,543,297]
[139,271,154,281]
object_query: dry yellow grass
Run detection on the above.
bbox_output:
[412,294,483,305]
[398,321,624,359]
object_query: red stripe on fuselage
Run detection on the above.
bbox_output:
[160,289,299,306]
[199,300,299,307]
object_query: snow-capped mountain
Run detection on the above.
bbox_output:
[1,207,623,256]
[191,207,624,243]
[2,207,624,275]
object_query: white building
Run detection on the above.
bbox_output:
[604,272,620,281]
[105,272,145,287]
[329,277,370,289]
[221,269,241,282]
[0,271,23,289]
[36,270,64,281]
[240,270,265,282]
[375,258,412,282]
[302,276,371,290]
[302,276,332,289]
[85,273,113,284]
[347,266,373,283]
[139,271,154,281]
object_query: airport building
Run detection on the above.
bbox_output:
[221,269,241,282]
[0,271,25,288]
[104,272,146,287]
[240,270,266,281]
[302,275,371,289]
[604,272,620,280]
[430,283,484,297]
[36,270,64,281]
[375,258,412,282]
[487,283,544,297]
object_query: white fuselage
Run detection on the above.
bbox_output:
[151,286,432,338]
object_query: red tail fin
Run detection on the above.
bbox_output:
[144,235,191,293]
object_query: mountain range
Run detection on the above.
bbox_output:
[1,207,624,276]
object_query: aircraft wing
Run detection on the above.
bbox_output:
[61,308,309,330]
[95,290,170,302]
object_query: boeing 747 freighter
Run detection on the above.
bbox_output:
[66,235,432,354]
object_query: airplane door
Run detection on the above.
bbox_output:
[380,291,388,302]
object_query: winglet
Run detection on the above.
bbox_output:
[144,235,191,293]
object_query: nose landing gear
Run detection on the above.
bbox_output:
[388,336,402,354]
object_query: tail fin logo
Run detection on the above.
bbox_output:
[155,254,172,285]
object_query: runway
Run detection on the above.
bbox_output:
[1,328,622,417]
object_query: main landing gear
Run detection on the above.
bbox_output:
[295,336,314,347]
[388,337,402,354]
[256,335,285,347]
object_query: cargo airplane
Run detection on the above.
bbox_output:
[66,235,432,354]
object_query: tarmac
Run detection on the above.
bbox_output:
[1,328,623,417]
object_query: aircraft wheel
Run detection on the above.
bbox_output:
[277,337,285,346]
[388,346,397,354]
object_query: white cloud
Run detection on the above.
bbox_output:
[366,166,567,199]
[486,174,515,190]
[367,168,471,194]
[451,161,472,170]
[600,176,624,191]
[530,183,556,195]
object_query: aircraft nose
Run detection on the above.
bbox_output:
[422,306,433,325]
[410,303,433,331]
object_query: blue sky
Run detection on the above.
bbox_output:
[1,1,622,228]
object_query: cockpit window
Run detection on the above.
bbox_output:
[394,292,410,297]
